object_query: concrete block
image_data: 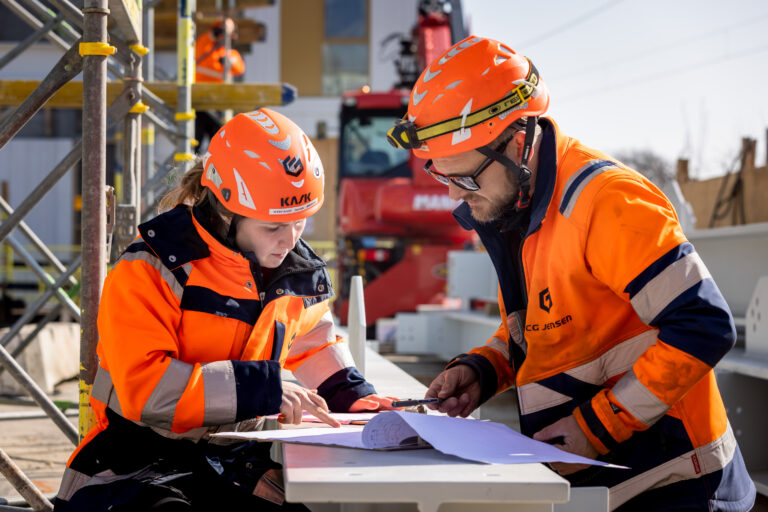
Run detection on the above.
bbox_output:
[0,322,80,395]
[746,276,768,356]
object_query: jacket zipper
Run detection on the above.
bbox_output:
[514,226,530,433]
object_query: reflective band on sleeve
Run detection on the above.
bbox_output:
[201,360,237,425]
[611,369,669,426]
[291,342,355,390]
[630,252,711,324]
[90,366,123,415]
[141,359,193,429]
[565,329,658,385]
[485,336,510,361]
[291,311,335,351]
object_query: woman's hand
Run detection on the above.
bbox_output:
[280,381,341,427]
[348,394,396,412]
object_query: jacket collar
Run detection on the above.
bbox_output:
[453,117,559,236]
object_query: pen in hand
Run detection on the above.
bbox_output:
[391,398,445,408]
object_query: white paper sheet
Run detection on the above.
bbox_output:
[261,411,378,424]
[214,411,627,468]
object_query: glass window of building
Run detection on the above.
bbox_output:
[322,0,368,96]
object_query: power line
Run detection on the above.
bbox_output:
[557,42,768,103]
[517,0,628,49]
[550,12,768,82]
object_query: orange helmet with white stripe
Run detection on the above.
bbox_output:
[387,35,549,159]
[201,108,325,222]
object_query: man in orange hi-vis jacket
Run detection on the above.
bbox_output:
[195,19,245,83]
[387,36,756,511]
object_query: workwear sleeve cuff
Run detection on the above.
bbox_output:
[232,360,283,421]
[446,353,498,405]
[576,389,635,454]
[317,367,376,412]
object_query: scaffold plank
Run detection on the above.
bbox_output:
[108,0,142,43]
[0,80,285,110]
[153,0,273,12]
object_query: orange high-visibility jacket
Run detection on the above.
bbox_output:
[195,31,245,83]
[57,205,373,502]
[451,119,754,510]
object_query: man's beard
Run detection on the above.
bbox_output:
[466,188,517,223]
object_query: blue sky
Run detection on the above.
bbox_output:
[462,0,768,178]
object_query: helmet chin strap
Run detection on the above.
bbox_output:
[474,116,538,211]
[226,214,241,250]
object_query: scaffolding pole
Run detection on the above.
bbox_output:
[0,258,81,446]
[0,13,64,71]
[142,2,157,208]
[0,196,79,289]
[0,41,82,151]
[0,0,70,49]
[175,0,196,169]
[0,449,53,512]
[79,0,110,441]
[0,88,135,244]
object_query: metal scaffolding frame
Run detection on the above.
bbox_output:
[0,0,291,506]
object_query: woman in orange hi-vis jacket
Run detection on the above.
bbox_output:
[388,36,756,511]
[54,109,392,511]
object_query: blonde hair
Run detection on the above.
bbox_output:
[158,161,233,238]
[158,161,206,213]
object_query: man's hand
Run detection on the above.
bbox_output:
[280,381,340,428]
[533,415,600,475]
[425,365,481,417]
[348,394,396,412]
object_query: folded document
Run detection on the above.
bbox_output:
[214,411,626,468]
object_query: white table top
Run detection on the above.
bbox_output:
[280,349,571,512]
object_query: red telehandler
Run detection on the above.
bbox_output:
[335,0,473,332]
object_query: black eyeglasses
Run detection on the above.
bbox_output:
[423,136,512,192]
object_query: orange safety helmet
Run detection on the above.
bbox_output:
[200,108,325,221]
[387,35,549,159]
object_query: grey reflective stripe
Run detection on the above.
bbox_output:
[141,358,193,429]
[611,369,669,426]
[560,160,620,218]
[91,366,123,415]
[201,360,237,425]
[610,423,737,509]
[60,466,169,503]
[91,366,113,403]
[292,341,355,389]
[565,329,658,385]
[485,336,509,361]
[519,330,657,415]
[630,252,711,324]
[518,382,571,415]
[120,249,186,300]
[57,467,92,502]
[147,423,210,442]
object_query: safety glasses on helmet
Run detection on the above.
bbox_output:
[422,135,513,192]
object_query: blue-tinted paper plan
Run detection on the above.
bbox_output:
[214,411,627,468]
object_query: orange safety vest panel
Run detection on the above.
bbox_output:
[195,31,245,83]
[57,205,373,503]
[451,118,754,510]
